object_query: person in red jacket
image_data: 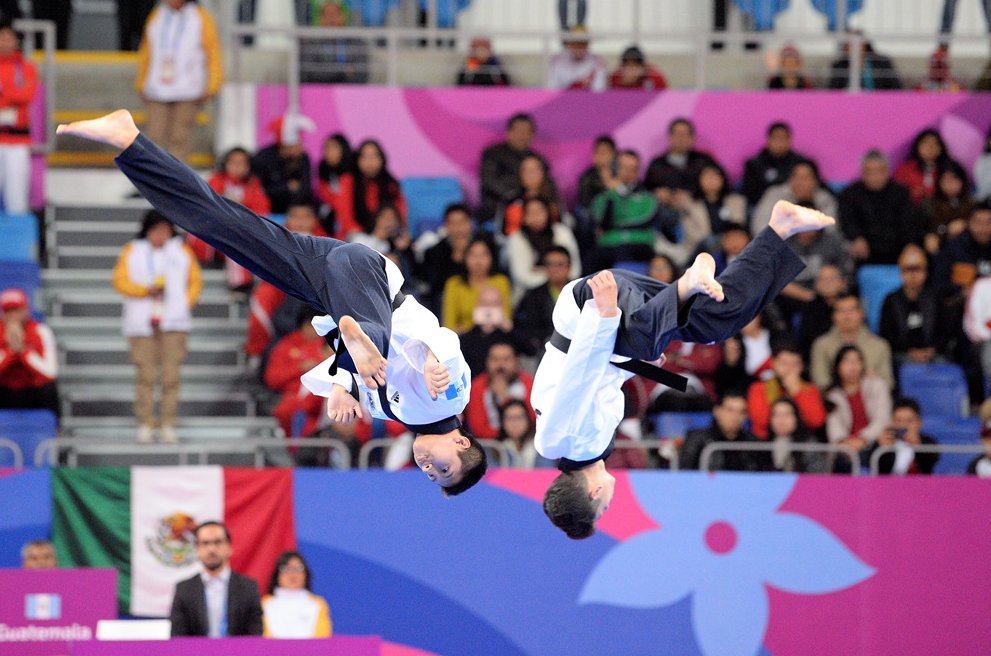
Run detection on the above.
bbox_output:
[188,147,273,294]
[332,139,407,239]
[0,288,58,417]
[264,309,331,437]
[0,20,38,214]
[466,340,534,439]
[747,340,826,440]
[608,45,667,90]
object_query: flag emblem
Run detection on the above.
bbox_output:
[24,594,61,620]
[145,512,198,567]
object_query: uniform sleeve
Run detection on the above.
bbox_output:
[112,243,149,298]
[399,313,472,413]
[199,7,224,98]
[300,356,358,399]
[535,302,621,460]
[184,246,202,307]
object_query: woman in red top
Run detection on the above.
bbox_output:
[825,345,893,472]
[500,154,562,237]
[315,133,352,235]
[333,139,407,239]
[894,128,958,206]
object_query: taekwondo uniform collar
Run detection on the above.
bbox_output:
[557,436,616,471]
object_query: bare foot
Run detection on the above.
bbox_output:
[339,316,387,389]
[768,200,835,240]
[676,252,724,303]
[56,109,140,151]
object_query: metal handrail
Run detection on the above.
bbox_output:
[611,439,681,471]
[357,436,513,469]
[869,443,986,476]
[13,19,56,155]
[0,438,24,469]
[699,442,861,475]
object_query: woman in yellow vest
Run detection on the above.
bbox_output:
[262,551,332,638]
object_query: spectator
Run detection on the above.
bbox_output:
[335,139,407,239]
[825,345,893,472]
[0,20,36,214]
[680,391,769,471]
[113,212,202,444]
[315,133,352,235]
[416,203,473,312]
[742,122,808,207]
[932,201,991,298]
[921,159,972,254]
[767,44,814,90]
[868,397,940,475]
[894,128,957,206]
[880,244,946,367]
[299,0,369,84]
[776,224,852,324]
[500,154,563,237]
[262,551,332,638]
[547,25,607,91]
[716,310,790,393]
[973,125,991,201]
[135,0,222,164]
[647,253,677,283]
[457,36,510,86]
[479,113,536,222]
[967,421,991,477]
[682,161,746,256]
[838,150,921,265]
[459,285,531,377]
[264,308,330,438]
[442,237,511,334]
[965,274,991,385]
[348,205,412,262]
[752,160,837,235]
[645,117,715,195]
[116,0,155,51]
[557,0,586,29]
[747,341,827,440]
[253,115,315,214]
[499,398,546,468]
[0,288,58,418]
[169,522,263,637]
[576,135,618,212]
[811,294,894,390]
[21,538,56,569]
[710,224,751,275]
[660,339,723,402]
[797,263,849,359]
[244,203,320,373]
[608,45,667,90]
[466,340,535,440]
[827,32,902,90]
[507,198,580,297]
[513,246,573,357]
[767,398,826,473]
[915,46,965,92]
[190,146,270,294]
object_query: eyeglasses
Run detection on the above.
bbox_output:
[196,539,228,547]
[279,564,306,573]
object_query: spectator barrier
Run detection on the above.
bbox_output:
[869,442,985,475]
[0,438,24,468]
[0,409,55,468]
[357,436,512,468]
[699,440,861,473]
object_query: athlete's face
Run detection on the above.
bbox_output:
[412,431,469,488]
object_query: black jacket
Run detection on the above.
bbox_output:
[680,421,771,472]
[644,150,714,192]
[868,434,940,475]
[932,231,991,297]
[169,571,263,637]
[478,142,534,221]
[838,180,921,264]
[742,149,807,206]
[878,286,945,356]
[252,145,313,214]
[513,283,558,356]
[828,51,902,90]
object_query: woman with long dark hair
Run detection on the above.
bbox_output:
[315,133,352,234]
[506,197,581,296]
[442,236,511,334]
[499,154,562,237]
[768,397,825,472]
[894,128,957,205]
[825,345,892,471]
[921,158,972,253]
[262,551,332,638]
[683,161,746,255]
[334,139,407,238]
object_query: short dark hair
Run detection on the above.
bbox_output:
[443,428,488,497]
[507,113,535,131]
[267,550,312,595]
[893,397,922,416]
[137,210,176,239]
[833,292,861,308]
[542,245,571,264]
[443,203,472,221]
[668,117,694,135]
[286,200,318,216]
[617,148,641,163]
[771,336,801,357]
[767,121,792,137]
[194,521,231,543]
[719,389,748,406]
[594,135,616,150]
[543,471,596,540]
[969,199,991,218]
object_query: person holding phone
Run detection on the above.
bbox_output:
[868,397,939,475]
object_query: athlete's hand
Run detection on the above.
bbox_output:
[326,383,362,424]
[423,353,451,400]
[589,271,619,318]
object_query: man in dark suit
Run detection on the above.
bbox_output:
[169,521,263,638]
[513,246,573,357]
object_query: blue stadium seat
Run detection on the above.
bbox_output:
[417,0,471,27]
[612,261,649,276]
[0,409,57,468]
[899,363,969,419]
[734,0,790,31]
[921,416,982,475]
[355,0,401,26]
[810,0,865,31]
[857,265,902,333]
[0,213,39,262]
[401,176,464,238]
[653,412,713,439]
[0,261,43,320]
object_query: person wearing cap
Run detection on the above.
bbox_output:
[0,20,37,215]
[135,0,222,164]
[881,244,946,369]
[547,25,607,91]
[58,109,487,497]
[767,44,814,90]
[0,287,59,417]
[252,114,316,214]
[608,45,667,90]
[457,36,510,86]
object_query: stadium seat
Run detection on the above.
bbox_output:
[613,261,649,276]
[0,261,43,320]
[355,0,401,26]
[0,213,39,262]
[899,363,969,419]
[920,416,982,475]
[0,409,57,468]
[653,412,713,440]
[857,265,902,333]
[400,176,464,238]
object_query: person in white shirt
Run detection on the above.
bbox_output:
[537,200,834,539]
[547,25,607,91]
[262,551,332,638]
[57,110,487,497]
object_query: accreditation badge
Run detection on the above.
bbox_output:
[160,56,176,84]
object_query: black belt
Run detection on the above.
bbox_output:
[549,330,689,392]
[324,291,407,375]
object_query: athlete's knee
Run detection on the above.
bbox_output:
[328,242,380,272]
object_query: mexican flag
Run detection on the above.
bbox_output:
[51,467,296,617]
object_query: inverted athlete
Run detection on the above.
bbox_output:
[535,200,834,538]
[57,110,486,495]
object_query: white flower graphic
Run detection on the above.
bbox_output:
[580,473,875,656]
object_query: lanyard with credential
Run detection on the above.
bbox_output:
[160,9,186,56]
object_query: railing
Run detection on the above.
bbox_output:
[699,441,862,475]
[869,443,987,476]
[357,436,513,469]
[0,438,24,469]
[13,19,56,155]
